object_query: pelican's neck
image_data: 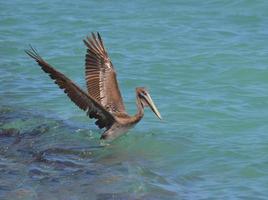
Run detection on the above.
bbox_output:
[134,94,144,123]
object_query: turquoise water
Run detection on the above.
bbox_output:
[1,0,268,199]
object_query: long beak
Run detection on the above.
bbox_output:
[144,93,162,120]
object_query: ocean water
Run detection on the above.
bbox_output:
[1,0,268,199]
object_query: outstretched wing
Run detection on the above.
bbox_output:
[83,33,126,114]
[25,46,115,129]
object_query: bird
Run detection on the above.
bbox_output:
[25,32,161,140]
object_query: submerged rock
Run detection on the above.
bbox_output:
[0,128,20,137]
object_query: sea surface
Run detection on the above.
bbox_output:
[1,0,268,199]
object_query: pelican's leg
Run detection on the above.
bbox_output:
[100,123,130,140]
[100,131,109,140]
[100,125,118,140]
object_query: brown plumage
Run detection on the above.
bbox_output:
[83,33,126,114]
[25,33,161,140]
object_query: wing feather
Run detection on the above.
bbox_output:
[25,46,115,129]
[83,32,126,114]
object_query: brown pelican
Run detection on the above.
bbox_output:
[25,32,161,140]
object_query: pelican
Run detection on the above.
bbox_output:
[25,32,161,140]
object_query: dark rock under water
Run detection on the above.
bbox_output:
[0,106,176,200]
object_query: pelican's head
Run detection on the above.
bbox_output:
[136,87,162,120]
